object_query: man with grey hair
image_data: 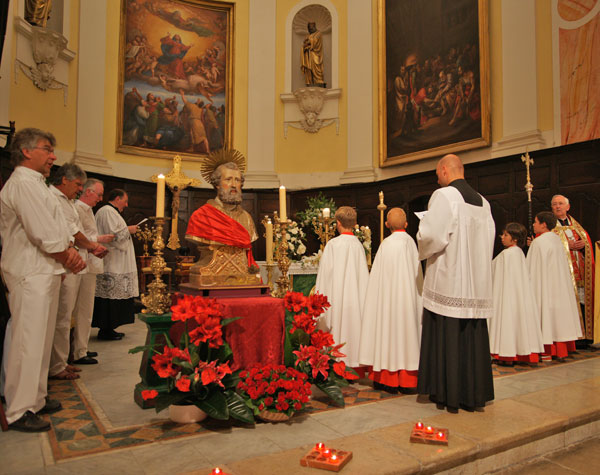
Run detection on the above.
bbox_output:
[72,179,115,363]
[1,128,85,431]
[186,161,258,267]
[550,194,596,346]
[48,164,108,380]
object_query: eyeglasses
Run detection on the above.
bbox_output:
[89,189,103,198]
[31,146,55,154]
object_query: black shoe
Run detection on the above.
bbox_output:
[373,382,385,391]
[9,411,51,432]
[37,397,62,415]
[97,330,123,341]
[73,355,98,365]
[115,331,125,337]
[87,351,98,357]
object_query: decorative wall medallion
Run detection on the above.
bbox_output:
[18,26,67,90]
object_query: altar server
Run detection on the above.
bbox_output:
[527,211,582,358]
[359,208,423,392]
[417,154,495,412]
[315,206,369,373]
[1,128,85,432]
[489,222,544,365]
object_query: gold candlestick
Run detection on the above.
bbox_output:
[377,191,387,244]
[311,213,336,251]
[272,212,291,298]
[134,223,155,257]
[141,217,172,315]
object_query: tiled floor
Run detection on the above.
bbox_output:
[1,318,599,474]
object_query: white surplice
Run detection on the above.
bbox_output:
[527,231,582,344]
[489,246,544,357]
[315,234,369,367]
[359,231,423,372]
[417,186,495,319]
[95,204,139,299]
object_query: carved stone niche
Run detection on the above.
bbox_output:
[281,3,341,136]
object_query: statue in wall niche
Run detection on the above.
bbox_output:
[184,149,260,287]
[25,0,53,27]
[301,22,326,88]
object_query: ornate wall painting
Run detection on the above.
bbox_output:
[555,0,600,145]
[117,0,234,160]
[378,0,490,167]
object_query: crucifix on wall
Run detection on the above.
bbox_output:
[151,155,203,250]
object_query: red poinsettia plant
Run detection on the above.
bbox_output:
[237,363,312,418]
[283,291,358,407]
[129,294,253,423]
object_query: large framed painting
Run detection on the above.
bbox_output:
[378,0,490,166]
[117,0,234,159]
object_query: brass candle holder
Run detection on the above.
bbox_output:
[272,212,291,298]
[311,213,336,251]
[134,223,155,257]
[141,217,172,315]
[377,191,387,244]
[261,215,277,293]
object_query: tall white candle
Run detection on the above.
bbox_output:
[322,207,330,218]
[265,219,273,264]
[156,174,165,218]
[279,186,287,221]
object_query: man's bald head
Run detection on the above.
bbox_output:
[386,207,407,231]
[436,154,464,187]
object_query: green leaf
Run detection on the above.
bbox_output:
[221,317,241,327]
[283,329,294,367]
[163,331,174,349]
[176,360,194,371]
[153,393,187,413]
[316,380,345,407]
[195,391,229,420]
[221,372,240,389]
[225,391,255,424]
[128,345,158,355]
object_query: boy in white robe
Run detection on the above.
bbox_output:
[315,206,369,375]
[489,222,544,365]
[359,208,423,393]
[527,211,582,359]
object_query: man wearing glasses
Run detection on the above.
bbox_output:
[72,179,115,364]
[0,128,85,431]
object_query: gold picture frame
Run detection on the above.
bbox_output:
[116,0,234,160]
[378,0,490,167]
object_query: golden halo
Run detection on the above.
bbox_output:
[200,148,247,185]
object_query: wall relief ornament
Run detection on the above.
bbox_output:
[18,26,67,91]
[284,87,339,136]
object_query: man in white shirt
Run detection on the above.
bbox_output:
[0,128,85,432]
[72,179,114,364]
[48,164,108,380]
[417,154,495,412]
[93,190,139,340]
[315,206,369,374]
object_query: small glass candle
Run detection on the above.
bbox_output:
[437,431,444,439]
[426,426,434,434]
[415,422,424,430]
[330,454,338,461]
[315,442,325,451]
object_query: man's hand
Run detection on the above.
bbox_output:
[569,239,586,251]
[64,248,87,274]
[526,236,533,247]
[128,225,138,234]
[98,234,115,243]
[91,243,108,258]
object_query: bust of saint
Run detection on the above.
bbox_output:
[185,162,260,286]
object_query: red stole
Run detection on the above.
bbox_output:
[186,204,257,268]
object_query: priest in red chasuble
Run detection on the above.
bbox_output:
[185,159,258,270]
[551,195,596,345]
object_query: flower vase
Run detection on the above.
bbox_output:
[257,410,293,423]
[169,404,208,424]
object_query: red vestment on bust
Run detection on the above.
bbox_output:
[186,204,257,268]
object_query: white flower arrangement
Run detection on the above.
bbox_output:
[275,220,307,261]
[353,225,372,259]
[300,250,322,269]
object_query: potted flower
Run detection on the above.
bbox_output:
[237,363,312,422]
[275,219,307,261]
[130,294,254,424]
[283,292,358,407]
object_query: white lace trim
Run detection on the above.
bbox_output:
[95,272,139,299]
[423,288,492,310]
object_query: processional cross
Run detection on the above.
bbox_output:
[151,155,203,250]
[521,150,534,236]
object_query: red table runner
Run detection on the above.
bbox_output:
[170,296,285,370]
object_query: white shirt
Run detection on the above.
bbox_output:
[315,234,369,367]
[50,185,88,273]
[75,200,103,274]
[0,166,70,279]
[417,186,495,319]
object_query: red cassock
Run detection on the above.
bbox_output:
[186,204,258,268]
